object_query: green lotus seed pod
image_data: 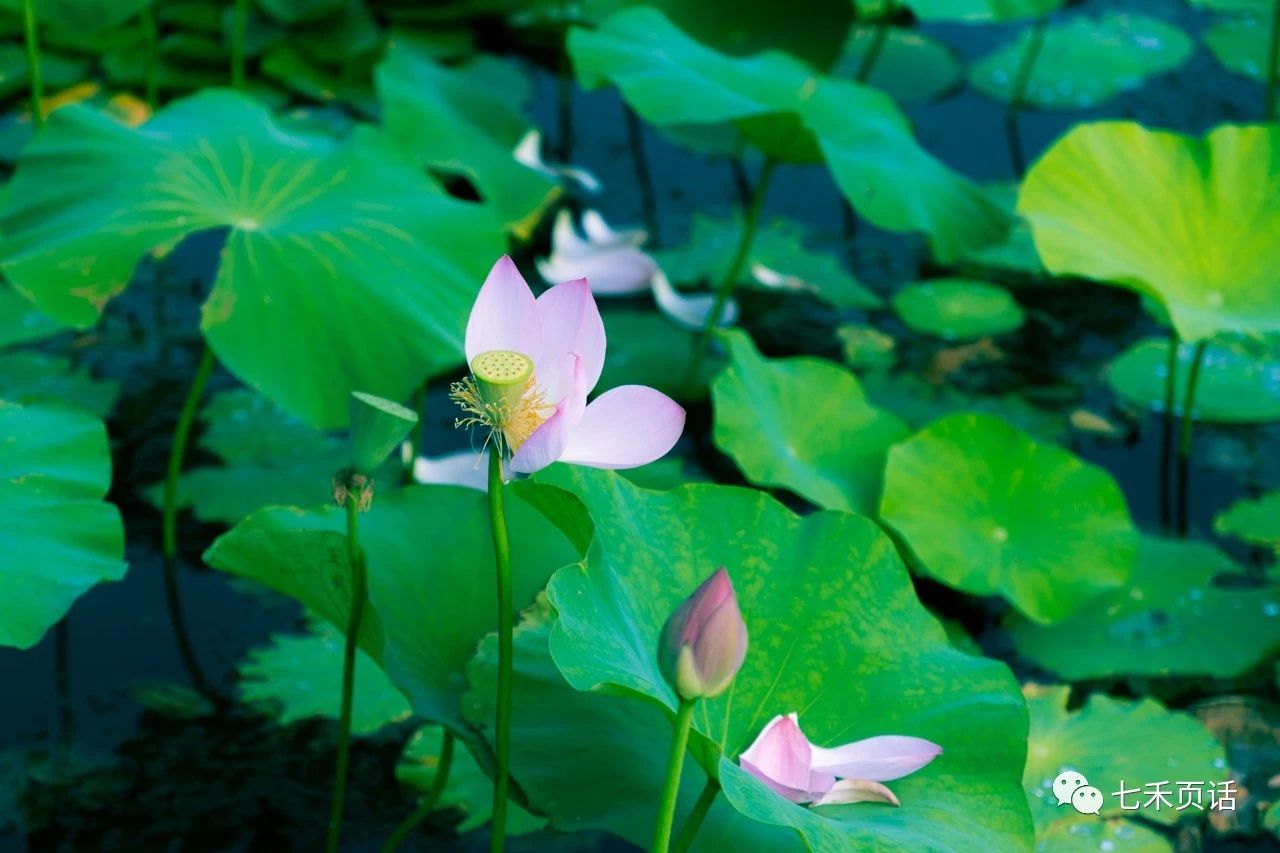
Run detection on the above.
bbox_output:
[349,391,419,475]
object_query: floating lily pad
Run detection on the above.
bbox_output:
[1024,685,1226,835]
[397,726,544,835]
[206,482,583,731]
[1204,15,1276,83]
[880,413,1136,624]
[892,279,1025,341]
[0,285,62,348]
[529,466,1033,849]
[712,330,909,513]
[598,309,722,401]
[377,42,558,238]
[239,620,412,735]
[972,14,1193,110]
[1019,123,1280,343]
[654,213,881,309]
[1107,337,1280,424]
[1215,491,1280,547]
[1009,536,1280,678]
[571,6,1008,261]
[832,25,962,102]
[902,0,1062,23]
[0,401,126,649]
[0,351,118,417]
[0,90,504,427]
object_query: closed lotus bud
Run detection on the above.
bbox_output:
[659,567,748,700]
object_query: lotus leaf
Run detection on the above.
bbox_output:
[892,279,1026,341]
[1107,338,1280,424]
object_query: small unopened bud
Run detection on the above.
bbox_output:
[659,567,748,700]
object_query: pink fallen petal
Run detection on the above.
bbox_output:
[465,256,542,364]
[809,735,942,783]
[558,384,685,469]
[741,758,814,803]
[813,779,901,807]
[739,714,813,793]
[534,279,607,402]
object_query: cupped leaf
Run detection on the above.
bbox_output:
[832,25,962,103]
[376,41,560,238]
[972,13,1192,110]
[238,620,412,735]
[1023,686,1226,834]
[0,401,126,649]
[570,6,1008,261]
[0,351,119,417]
[880,413,1137,624]
[1107,337,1280,424]
[1215,491,1280,547]
[902,0,1062,23]
[534,466,1034,850]
[0,90,505,427]
[205,482,582,730]
[711,330,909,513]
[892,279,1025,341]
[1018,122,1280,342]
[1008,536,1280,679]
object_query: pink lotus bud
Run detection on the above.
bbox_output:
[659,567,748,700]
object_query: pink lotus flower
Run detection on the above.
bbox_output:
[740,713,941,807]
[452,256,686,474]
[659,567,747,700]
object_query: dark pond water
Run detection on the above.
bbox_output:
[2,0,1279,849]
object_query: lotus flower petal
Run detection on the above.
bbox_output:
[652,268,739,331]
[558,384,685,469]
[534,278,606,402]
[465,255,542,364]
[740,714,814,793]
[809,735,942,782]
[510,353,587,474]
[813,778,901,807]
[514,129,602,193]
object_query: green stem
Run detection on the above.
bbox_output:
[381,730,456,853]
[853,19,891,83]
[651,699,696,853]
[139,5,159,111]
[1158,335,1178,533]
[1174,340,1208,537]
[487,451,514,853]
[325,495,368,853]
[230,0,248,90]
[671,777,719,853]
[163,345,216,561]
[21,0,43,128]
[1266,0,1280,120]
[1005,16,1047,176]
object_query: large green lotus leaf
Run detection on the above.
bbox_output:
[1204,16,1275,83]
[0,90,504,427]
[205,482,582,731]
[238,620,412,735]
[902,0,1062,23]
[258,44,378,113]
[377,41,559,238]
[642,0,853,68]
[0,401,126,649]
[1215,491,1280,547]
[0,350,119,417]
[972,14,1192,110]
[570,6,1008,261]
[1023,686,1226,833]
[1008,536,1280,679]
[533,466,1034,850]
[653,212,881,309]
[880,413,1136,624]
[0,285,62,348]
[711,330,909,513]
[1018,122,1280,343]
[832,25,962,103]
[1107,337,1280,424]
[892,279,1025,341]
[1037,816,1171,853]
[396,725,544,835]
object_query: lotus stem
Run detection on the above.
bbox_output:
[487,450,514,853]
[139,6,159,111]
[670,777,720,853]
[853,18,891,83]
[1266,0,1280,120]
[20,0,43,128]
[1158,336,1178,532]
[325,494,368,853]
[555,0,573,162]
[1005,15,1048,177]
[651,698,696,853]
[381,730,456,853]
[1175,340,1208,537]
[231,0,249,90]
[625,105,660,246]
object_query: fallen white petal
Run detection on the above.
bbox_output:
[652,268,738,331]
[813,779,900,807]
[413,451,488,491]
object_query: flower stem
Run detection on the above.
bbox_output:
[651,698,696,853]
[1267,0,1280,120]
[671,777,719,853]
[325,494,368,853]
[487,450,514,853]
[1175,340,1208,537]
[163,345,216,561]
[1005,15,1047,177]
[230,0,249,90]
[20,0,43,128]
[138,5,159,111]
[1158,336,1179,532]
[381,730,456,853]
[625,105,660,247]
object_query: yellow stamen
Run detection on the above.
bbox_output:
[450,350,549,457]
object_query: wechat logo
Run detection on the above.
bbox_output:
[1053,770,1104,815]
